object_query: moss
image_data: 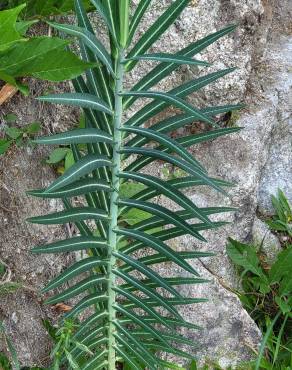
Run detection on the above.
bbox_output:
[226,111,241,127]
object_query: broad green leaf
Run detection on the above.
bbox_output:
[275,296,291,314]
[0,4,25,52]
[0,37,94,82]
[119,182,146,198]
[46,148,70,164]
[15,19,38,35]
[10,0,94,18]
[4,127,22,139]
[227,238,265,277]
[4,113,17,123]
[269,245,292,284]
[0,139,12,155]
[25,122,41,134]
[64,150,75,170]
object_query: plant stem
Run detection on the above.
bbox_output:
[255,310,281,370]
[107,49,124,369]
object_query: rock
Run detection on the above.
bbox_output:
[257,36,292,214]
[252,217,282,263]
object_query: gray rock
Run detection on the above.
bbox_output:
[252,217,282,263]
[257,36,292,214]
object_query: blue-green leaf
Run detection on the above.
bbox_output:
[48,21,114,76]
[34,128,112,145]
[38,93,112,115]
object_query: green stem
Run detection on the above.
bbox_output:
[255,310,281,370]
[107,49,124,369]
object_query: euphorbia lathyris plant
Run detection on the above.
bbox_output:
[28,1,242,368]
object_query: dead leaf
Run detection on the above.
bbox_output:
[53,303,72,313]
[0,84,18,105]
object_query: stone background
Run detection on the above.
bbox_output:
[0,0,291,368]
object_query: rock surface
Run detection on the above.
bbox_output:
[0,0,291,368]
[252,217,282,263]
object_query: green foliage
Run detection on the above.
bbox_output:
[0,5,94,93]
[0,116,41,156]
[27,1,242,369]
[266,190,292,238]
[2,0,93,19]
[0,281,23,296]
[0,4,25,51]
[227,237,292,369]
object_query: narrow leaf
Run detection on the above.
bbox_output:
[27,207,108,225]
[31,236,108,254]
[125,53,210,66]
[43,257,109,292]
[34,128,112,145]
[38,93,112,115]
[126,0,189,71]
[45,154,112,193]
[48,22,115,76]
[122,90,215,126]
[27,178,111,199]
[128,0,151,45]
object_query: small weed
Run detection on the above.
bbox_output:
[266,189,292,239]
[45,115,86,174]
[0,116,41,156]
[42,319,93,370]
[226,191,292,370]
